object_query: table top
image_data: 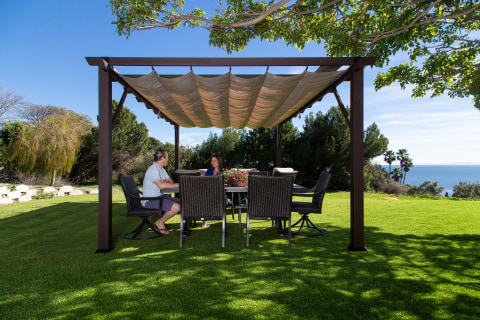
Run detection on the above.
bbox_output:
[162,186,247,194]
[162,185,303,194]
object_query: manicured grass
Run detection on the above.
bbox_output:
[1,192,479,319]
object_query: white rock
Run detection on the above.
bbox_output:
[0,198,13,204]
[15,184,30,192]
[70,189,84,196]
[19,196,32,202]
[26,190,38,196]
[57,191,65,197]
[0,186,9,195]
[59,186,74,193]
[7,191,21,199]
[43,187,57,193]
[87,188,99,194]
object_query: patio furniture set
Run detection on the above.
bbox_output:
[120,170,331,248]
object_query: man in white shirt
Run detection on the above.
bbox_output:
[143,150,180,235]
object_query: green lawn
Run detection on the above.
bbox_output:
[1,192,479,319]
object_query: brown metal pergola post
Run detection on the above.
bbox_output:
[276,124,282,167]
[96,63,113,253]
[175,125,180,170]
[349,59,366,251]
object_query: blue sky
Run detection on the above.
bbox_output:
[1,0,479,165]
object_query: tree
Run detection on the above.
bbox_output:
[0,121,23,180]
[8,105,92,185]
[383,150,396,179]
[391,167,404,183]
[396,148,413,185]
[194,128,243,168]
[70,101,152,184]
[0,86,24,120]
[232,122,298,170]
[407,180,445,196]
[295,106,388,189]
[110,0,480,109]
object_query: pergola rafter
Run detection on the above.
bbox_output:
[86,56,375,253]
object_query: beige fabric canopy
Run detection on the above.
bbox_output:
[121,68,347,129]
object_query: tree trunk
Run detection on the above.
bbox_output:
[50,172,56,186]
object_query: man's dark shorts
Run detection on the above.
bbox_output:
[144,194,180,212]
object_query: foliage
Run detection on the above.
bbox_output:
[70,101,152,184]
[364,163,389,192]
[0,120,23,180]
[407,180,445,197]
[7,106,92,185]
[234,121,298,171]
[383,150,396,179]
[222,169,248,187]
[452,181,480,199]
[397,149,413,185]
[110,0,480,109]
[383,148,414,185]
[376,178,408,195]
[194,127,243,169]
[295,106,388,189]
[69,127,99,183]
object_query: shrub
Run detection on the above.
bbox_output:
[377,179,408,195]
[452,181,480,199]
[407,180,445,197]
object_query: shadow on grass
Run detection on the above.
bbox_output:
[1,199,479,319]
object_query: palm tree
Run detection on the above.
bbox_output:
[396,149,413,185]
[383,150,395,179]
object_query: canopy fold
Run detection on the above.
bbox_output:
[121,69,347,129]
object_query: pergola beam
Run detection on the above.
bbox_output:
[86,57,375,68]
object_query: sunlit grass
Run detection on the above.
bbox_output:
[1,192,479,319]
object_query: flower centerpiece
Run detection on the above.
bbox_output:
[222,170,248,187]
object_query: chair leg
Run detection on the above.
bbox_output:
[288,217,292,248]
[123,217,162,240]
[180,215,184,248]
[291,214,327,236]
[246,215,250,247]
[222,215,226,247]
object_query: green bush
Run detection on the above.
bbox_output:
[452,181,480,199]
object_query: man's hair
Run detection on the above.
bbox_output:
[154,150,168,162]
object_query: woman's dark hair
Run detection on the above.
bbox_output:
[154,150,168,162]
[211,154,223,170]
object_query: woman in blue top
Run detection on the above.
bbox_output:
[205,154,224,177]
[203,154,224,228]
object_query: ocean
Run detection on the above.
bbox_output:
[380,165,480,196]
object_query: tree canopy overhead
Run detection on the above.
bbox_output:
[110,0,480,110]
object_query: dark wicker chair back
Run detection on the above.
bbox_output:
[119,176,165,239]
[246,175,293,247]
[248,171,269,176]
[291,173,332,236]
[272,170,298,182]
[172,171,201,183]
[120,175,143,214]
[179,175,226,247]
[311,173,331,208]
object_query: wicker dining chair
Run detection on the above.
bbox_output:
[291,173,332,236]
[179,175,226,248]
[246,175,294,247]
[119,176,165,240]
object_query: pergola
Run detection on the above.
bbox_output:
[86,56,375,253]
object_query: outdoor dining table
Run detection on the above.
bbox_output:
[162,185,304,235]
